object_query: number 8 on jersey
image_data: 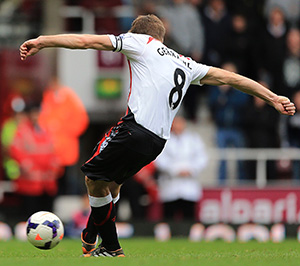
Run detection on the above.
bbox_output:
[169,68,186,110]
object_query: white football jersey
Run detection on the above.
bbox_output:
[108,33,210,139]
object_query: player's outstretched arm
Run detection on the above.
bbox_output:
[20,34,114,60]
[201,67,296,116]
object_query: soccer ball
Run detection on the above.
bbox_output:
[26,211,64,250]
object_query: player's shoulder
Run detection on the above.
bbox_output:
[119,33,160,45]
[119,32,150,41]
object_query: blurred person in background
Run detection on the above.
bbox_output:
[1,97,26,181]
[223,13,256,78]
[20,14,295,258]
[280,91,300,181]
[38,76,89,195]
[256,6,289,95]
[158,0,204,60]
[244,81,281,181]
[264,0,300,26]
[225,0,265,21]
[155,115,208,221]
[208,62,250,183]
[282,28,300,98]
[200,0,232,67]
[9,101,61,221]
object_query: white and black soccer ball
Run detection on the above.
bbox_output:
[26,211,64,250]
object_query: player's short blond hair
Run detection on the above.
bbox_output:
[129,14,166,42]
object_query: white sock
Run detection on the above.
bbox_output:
[113,194,120,204]
[89,194,112,208]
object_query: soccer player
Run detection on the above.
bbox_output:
[19,14,296,257]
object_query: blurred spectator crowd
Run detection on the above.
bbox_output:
[0,0,300,226]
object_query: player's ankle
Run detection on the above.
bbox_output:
[82,230,97,244]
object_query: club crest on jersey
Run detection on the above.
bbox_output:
[119,34,132,40]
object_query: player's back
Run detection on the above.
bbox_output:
[109,33,209,139]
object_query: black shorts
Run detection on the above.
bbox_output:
[81,119,166,184]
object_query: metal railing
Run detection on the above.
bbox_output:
[208,148,300,188]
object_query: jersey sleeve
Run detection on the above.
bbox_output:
[108,33,145,60]
[190,61,211,86]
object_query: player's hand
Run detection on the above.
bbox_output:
[19,38,40,60]
[274,96,296,116]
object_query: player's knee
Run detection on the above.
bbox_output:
[85,176,110,197]
[109,182,122,198]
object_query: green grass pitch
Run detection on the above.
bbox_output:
[0,238,300,266]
